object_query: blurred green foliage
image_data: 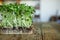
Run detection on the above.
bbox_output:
[0,3,35,28]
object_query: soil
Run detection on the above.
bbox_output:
[0,26,33,34]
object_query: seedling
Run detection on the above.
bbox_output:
[0,3,35,28]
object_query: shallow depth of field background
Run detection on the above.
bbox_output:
[0,0,60,40]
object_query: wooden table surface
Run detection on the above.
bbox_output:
[0,22,60,40]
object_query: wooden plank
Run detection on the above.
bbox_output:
[0,23,42,40]
[42,23,60,40]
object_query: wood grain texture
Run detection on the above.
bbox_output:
[42,23,60,40]
[0,22,60,40]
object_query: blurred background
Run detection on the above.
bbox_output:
[0,0,60,40]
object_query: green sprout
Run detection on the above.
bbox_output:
[0,3,35,28]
